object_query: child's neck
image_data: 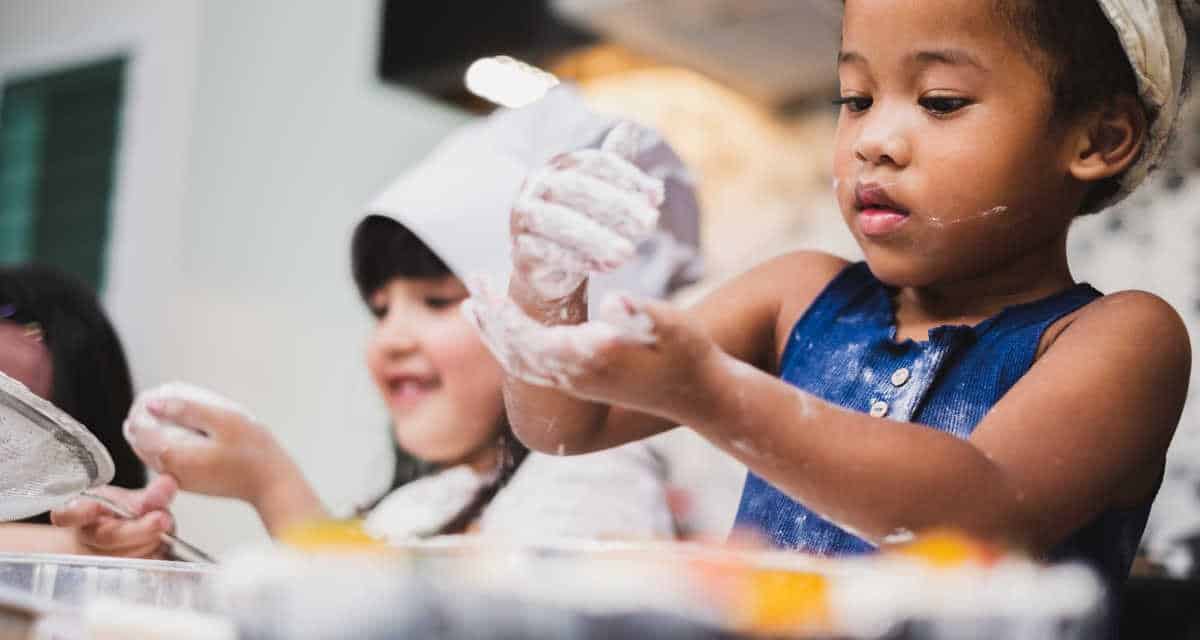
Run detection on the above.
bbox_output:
[891,239,1075,342]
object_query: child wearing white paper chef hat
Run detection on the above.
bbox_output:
[55,86,710,544]
[474,0,1194,599]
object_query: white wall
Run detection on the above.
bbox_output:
[2,0,472,553]
[0,0,200,434]
[167,0,471,553]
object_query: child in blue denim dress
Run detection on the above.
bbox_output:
[468,0,1192,588]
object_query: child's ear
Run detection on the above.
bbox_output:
[1067,95,1147,182]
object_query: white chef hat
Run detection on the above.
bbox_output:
[1093,0,1190,210]
[353,85,702,303]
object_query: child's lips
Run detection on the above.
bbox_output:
[386,377,440,409]
[854,184,910,236]
[857,208,910,236]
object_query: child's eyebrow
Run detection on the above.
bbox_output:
[911,49,989,73]
[837,50,866,66]
[837,49,988,74]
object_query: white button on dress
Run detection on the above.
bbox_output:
[869,400,889,418]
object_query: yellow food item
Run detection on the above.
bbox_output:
[891,529,1002,568]
[278,519,389,553]
[740,569,830,633]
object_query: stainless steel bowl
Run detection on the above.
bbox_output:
[0,552,219,613]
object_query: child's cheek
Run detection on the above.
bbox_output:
[363,336,389,395]
[831,131,859,211]
[425,315,505,394]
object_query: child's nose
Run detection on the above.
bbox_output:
[853,117,912,168]
[376,316,422,358]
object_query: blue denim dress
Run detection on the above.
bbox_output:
[732,262,1151,586]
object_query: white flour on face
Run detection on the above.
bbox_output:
[926,205,1011,228]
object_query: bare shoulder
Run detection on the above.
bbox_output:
[765,251,852,359]
[1047,289,1190,415]
[718,250,850,313]
[747,250,851,296]
[1065,290,1190,354]
[1026,289,1190,505]
[694,250,850,369]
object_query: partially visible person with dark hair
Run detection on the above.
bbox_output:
[0,264,176,557]
[0,264,144,497]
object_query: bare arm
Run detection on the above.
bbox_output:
[663,291,1187,552]
[492,249,1187,552]
[0,524,84,554]
[131,399,329,538]
[247,459,329,538]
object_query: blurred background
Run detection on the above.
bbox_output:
[2,0,1199,575]
[0,0,848,554]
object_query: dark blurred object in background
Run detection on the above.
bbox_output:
[1121,573,1200,639]
[553,0,842,111]
[376,0,593,107]
[376,1,845,114]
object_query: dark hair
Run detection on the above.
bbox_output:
[991,0,1151,212]
[351,215,528,533]
[0,265,143,522]
[994,1,1140,120]
[352,214,452,301]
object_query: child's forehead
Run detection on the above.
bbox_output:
[842,0,1017,46]
[842,0,1005,28]
[840,0,1031,71]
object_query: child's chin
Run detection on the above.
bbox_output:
[395,438,456,465]
[861,254,938,288]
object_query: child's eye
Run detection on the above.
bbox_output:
[425,297,463,310]
[369,304,388,319]
[919,96,971,115]
[832,96,872,113]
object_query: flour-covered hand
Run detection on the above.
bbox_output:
[511,121,666,300]
[464,282,717,421]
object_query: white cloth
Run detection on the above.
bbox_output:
[1094,0,1189,210]
[479,444,675,541]
[363,465,490,542]
[361,442,676,543]
[359,85,703,303]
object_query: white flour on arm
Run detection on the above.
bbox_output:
[462,276,656,389]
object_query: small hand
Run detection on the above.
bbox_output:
[50,475,177,559]
[464,283,717,421]
[511,121,666,301]
[125,390,280,504]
